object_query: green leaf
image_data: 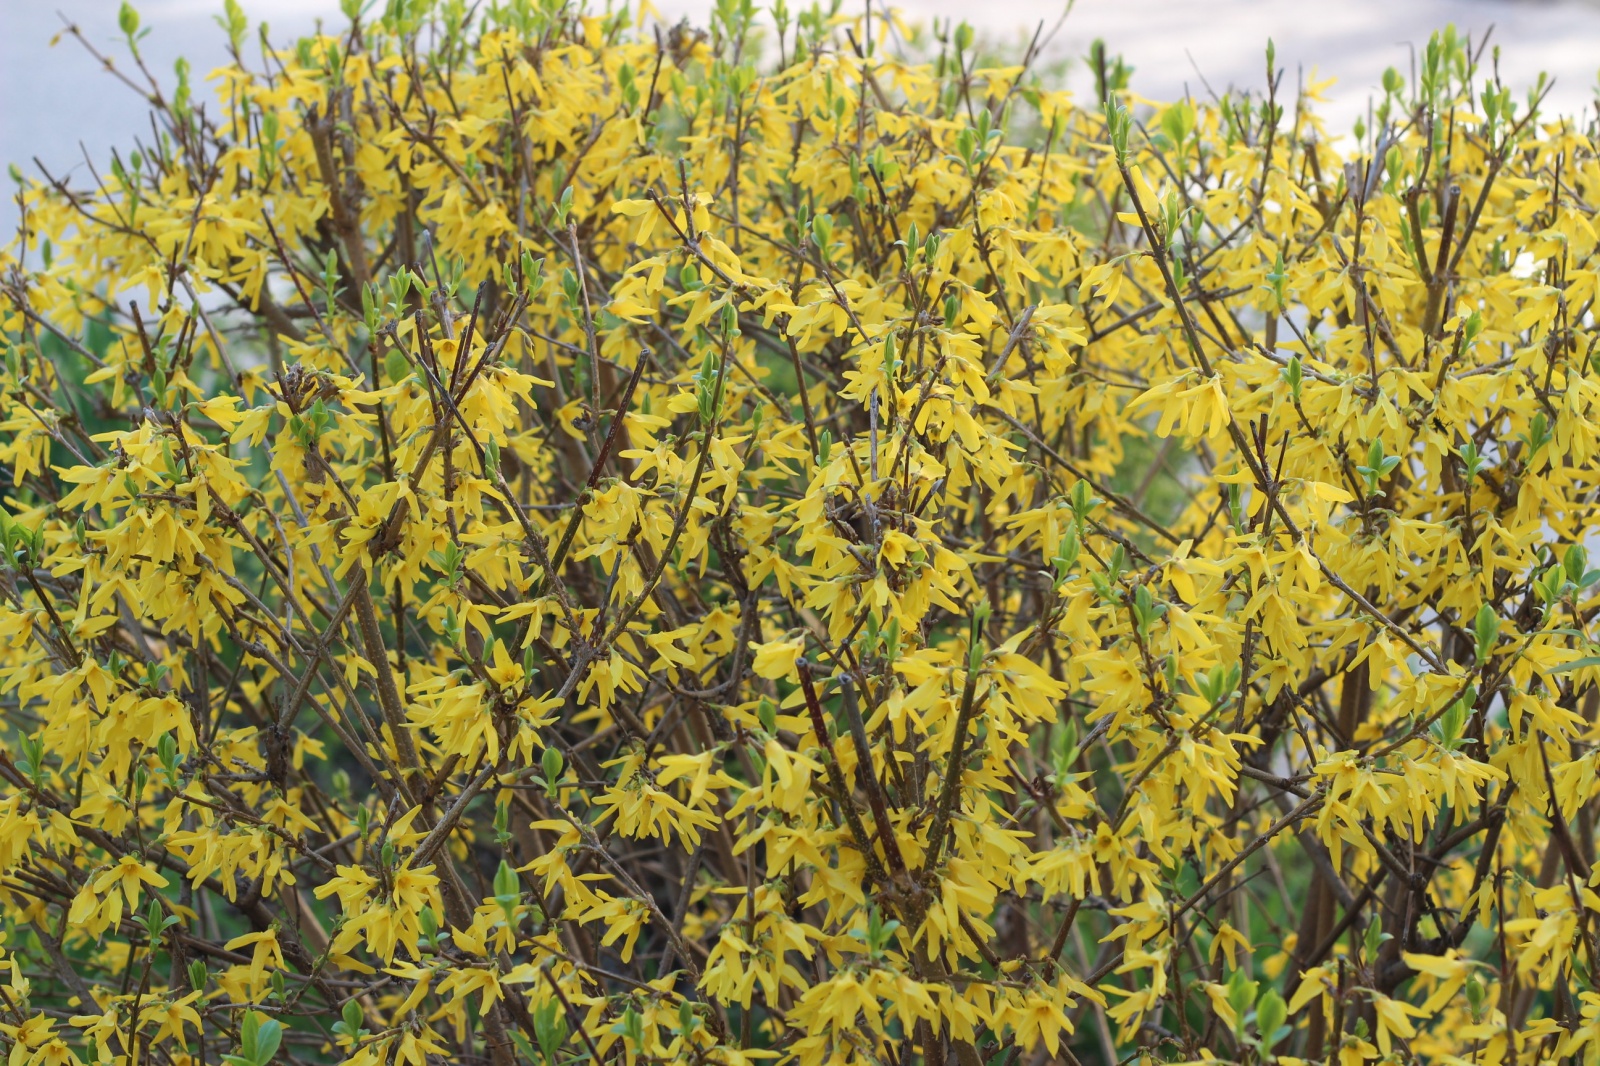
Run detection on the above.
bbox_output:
[1225,968,1258,1033]
[254,1016,282,1064]
[494,859,520,903]
[240,1011,259,1062]
[534,997,569,1063]
[1473,604,1500,664]
[1255,987,1287,1041]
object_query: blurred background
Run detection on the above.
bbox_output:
[4,0,1599,233]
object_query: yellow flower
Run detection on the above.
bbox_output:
[0,5,1592,1064]
[748,638,803,680]
[223,930,286,1000]
[91,855,168,908]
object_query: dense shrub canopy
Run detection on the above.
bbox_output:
[2,2,1599,1064]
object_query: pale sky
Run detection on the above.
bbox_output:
[5,0,1599,233]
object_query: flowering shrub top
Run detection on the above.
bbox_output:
[0,3,1596,1064]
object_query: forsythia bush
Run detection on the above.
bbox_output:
[3,0,1600,1062]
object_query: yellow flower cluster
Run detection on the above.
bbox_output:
[0,2,1597,1064]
